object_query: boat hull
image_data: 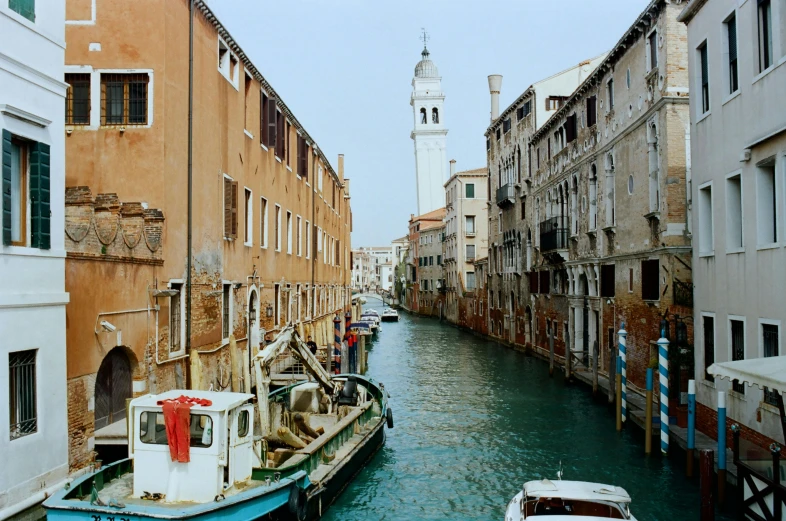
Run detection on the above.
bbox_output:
[380,316,398,322]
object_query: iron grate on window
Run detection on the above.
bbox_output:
[101,73,149,126]
[763,324,779,405]
[9,350,37,440]
[65,73,91,125]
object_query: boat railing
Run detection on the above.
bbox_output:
[63,459,134,500]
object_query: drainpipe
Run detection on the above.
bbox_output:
[310,151,316,318]
[185,0,194,388]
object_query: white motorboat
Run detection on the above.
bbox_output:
[381,309,399,322]
[505,479,637,520]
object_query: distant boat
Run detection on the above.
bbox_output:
[505,479,637,520]
[381,309,399,322]
[45,328,392,521]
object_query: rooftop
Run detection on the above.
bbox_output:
[131,390,254,412]
[414,47,440,79]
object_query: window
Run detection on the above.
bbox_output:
[726,174,743,250]
[429,256,434,266]
[516,101,532,120]
[169,283,183,353]
[260,197,268,248]
[140,412,212,447]
[648,30,658,70]
[223,177,238,239]
[65,73,90,125]
[600,265,615,298]
[285,121,291,166]
[628,268,633,293]
[757,159,778,245]
[5,137,27,246]
[698,183,714,254]
[521,198,526,220]
[237,410,250,437]
[565,114,577,143]
[432,108,439,124]
[222,284,231,340]
[763,323,780,405]
[262,92,277,148]
[274,205,281,251]
[9,350,37,439]
[244,188,252,245]
[703,315,715,382]
[546,96,567,111]
[539,271,550,294]
[296,215,302,256]
[698,42,710,114]
[466,272,476,291]
[466,244,476,260]
[437,254,442,265]
[641,259,659,300]
[726,14,739,94]
[1,132,50,248]
[586,96,597,127]
[9,0,34,22]
[275,111,285,158]
[297,135,308,178]
[305,220,311,259]
[758,0,773,72]
[466,216,476,234]
[465,183,475,198]
[286,212,292,254]
[730,319,745,394]
[101,73,148,125]
[503,118,511,133]
[244,72,252,132]
[606,79,614,111]
[626,68,631,89]
[498,211,502,232]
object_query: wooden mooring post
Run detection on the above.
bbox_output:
[717,391,727,506]
[700,449,715,521]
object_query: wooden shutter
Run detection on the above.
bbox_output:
[224,177,232,237]
[2,130,12,245]
[30,142,50,249]
[267,96,277,148]
[230,181,238,238]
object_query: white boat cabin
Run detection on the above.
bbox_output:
[127,390,255,503]
[508,479,635,520]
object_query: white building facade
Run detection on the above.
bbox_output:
[680,0,786,447]
[411,46,448,215]
[0,0,70,517]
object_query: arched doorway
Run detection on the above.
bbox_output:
[94,347,133,430]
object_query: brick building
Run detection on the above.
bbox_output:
[63,0,352,469]
[404,208,446,316]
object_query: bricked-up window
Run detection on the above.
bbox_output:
[641,259,659,300]
[170,283,182,353]
[702,315,715,382]
[587,95,597,127]
[699,42,709,114]
[65,73,90,125]
[222,284,231,340]
[600,264,615,298]
[9,349,37,440]
[101,73,148,125]
[763,323,780,404]
[539,270,551,294]
[648,30,658,70]
[565,113,577,143]
[731,319,745,394]
[223,177,238,239]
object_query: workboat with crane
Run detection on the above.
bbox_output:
[44,327,392,521]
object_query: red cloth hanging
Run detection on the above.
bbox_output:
[156,396,212,463]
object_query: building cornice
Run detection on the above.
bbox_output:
[676,0,709,24]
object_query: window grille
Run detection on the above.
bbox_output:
[222,285,230,339]
[65,74,91,125]
[731,320,745,394]
[101,73,148,125]
[9,350,37,440]
[763,324,779,405]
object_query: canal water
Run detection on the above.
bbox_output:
[324,307,731,521]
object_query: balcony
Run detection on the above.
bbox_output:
[496,183,516,207]
[465,230,476,237]
[539,216,569,254]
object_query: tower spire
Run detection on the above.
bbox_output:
[420,28,430,57]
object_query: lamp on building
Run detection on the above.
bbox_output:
[266,304,274,318]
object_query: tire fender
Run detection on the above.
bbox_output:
[288,486,308,521]
[386,407,394,429]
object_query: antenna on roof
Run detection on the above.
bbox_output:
[420,28,430,53]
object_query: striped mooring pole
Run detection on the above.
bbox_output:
[687,379,696,477]
[658,331,669,454]
[645,368,654,454]
[618,324,627,424]
[333,314,341,374]
[718,391,727,505]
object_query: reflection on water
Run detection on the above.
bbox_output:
[324,309,729,521]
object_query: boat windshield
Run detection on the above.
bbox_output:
[139,411,214,448]
[522,497,628,518]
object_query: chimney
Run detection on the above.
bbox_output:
[488,74,502,121]
[449,159,456,177]
[337,154,344,181]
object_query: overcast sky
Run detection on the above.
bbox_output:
[209,0,650,247]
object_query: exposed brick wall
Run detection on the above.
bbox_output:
[696,402,786,456]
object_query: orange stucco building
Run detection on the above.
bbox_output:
[63,0,351,469]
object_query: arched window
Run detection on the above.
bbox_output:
[420,108,427,124]
[432,108,439,124]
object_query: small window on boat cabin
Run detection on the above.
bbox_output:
[139,412,213,447]
[237,410,250,437]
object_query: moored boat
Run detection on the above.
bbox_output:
[381,308,399,322]
[505,479,637,520]
[45,327,392,521]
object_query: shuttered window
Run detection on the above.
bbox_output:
[2,131,50,249]
[9,0,35,22]
[275,112,285,158]
[600,265,615,297]
[641,259,659,300]
[223,177,238,239]
[565,113,577,143]
[587,96,597,127]
[529,271,539,294]
[503,118,511,133]
[29,142,50,249]
[297,135,308,178]
[267,96,277,149]
[260,92,269,147]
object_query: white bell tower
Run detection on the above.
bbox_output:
[410,33,448,215]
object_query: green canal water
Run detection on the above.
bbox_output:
[324,307,732,521]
